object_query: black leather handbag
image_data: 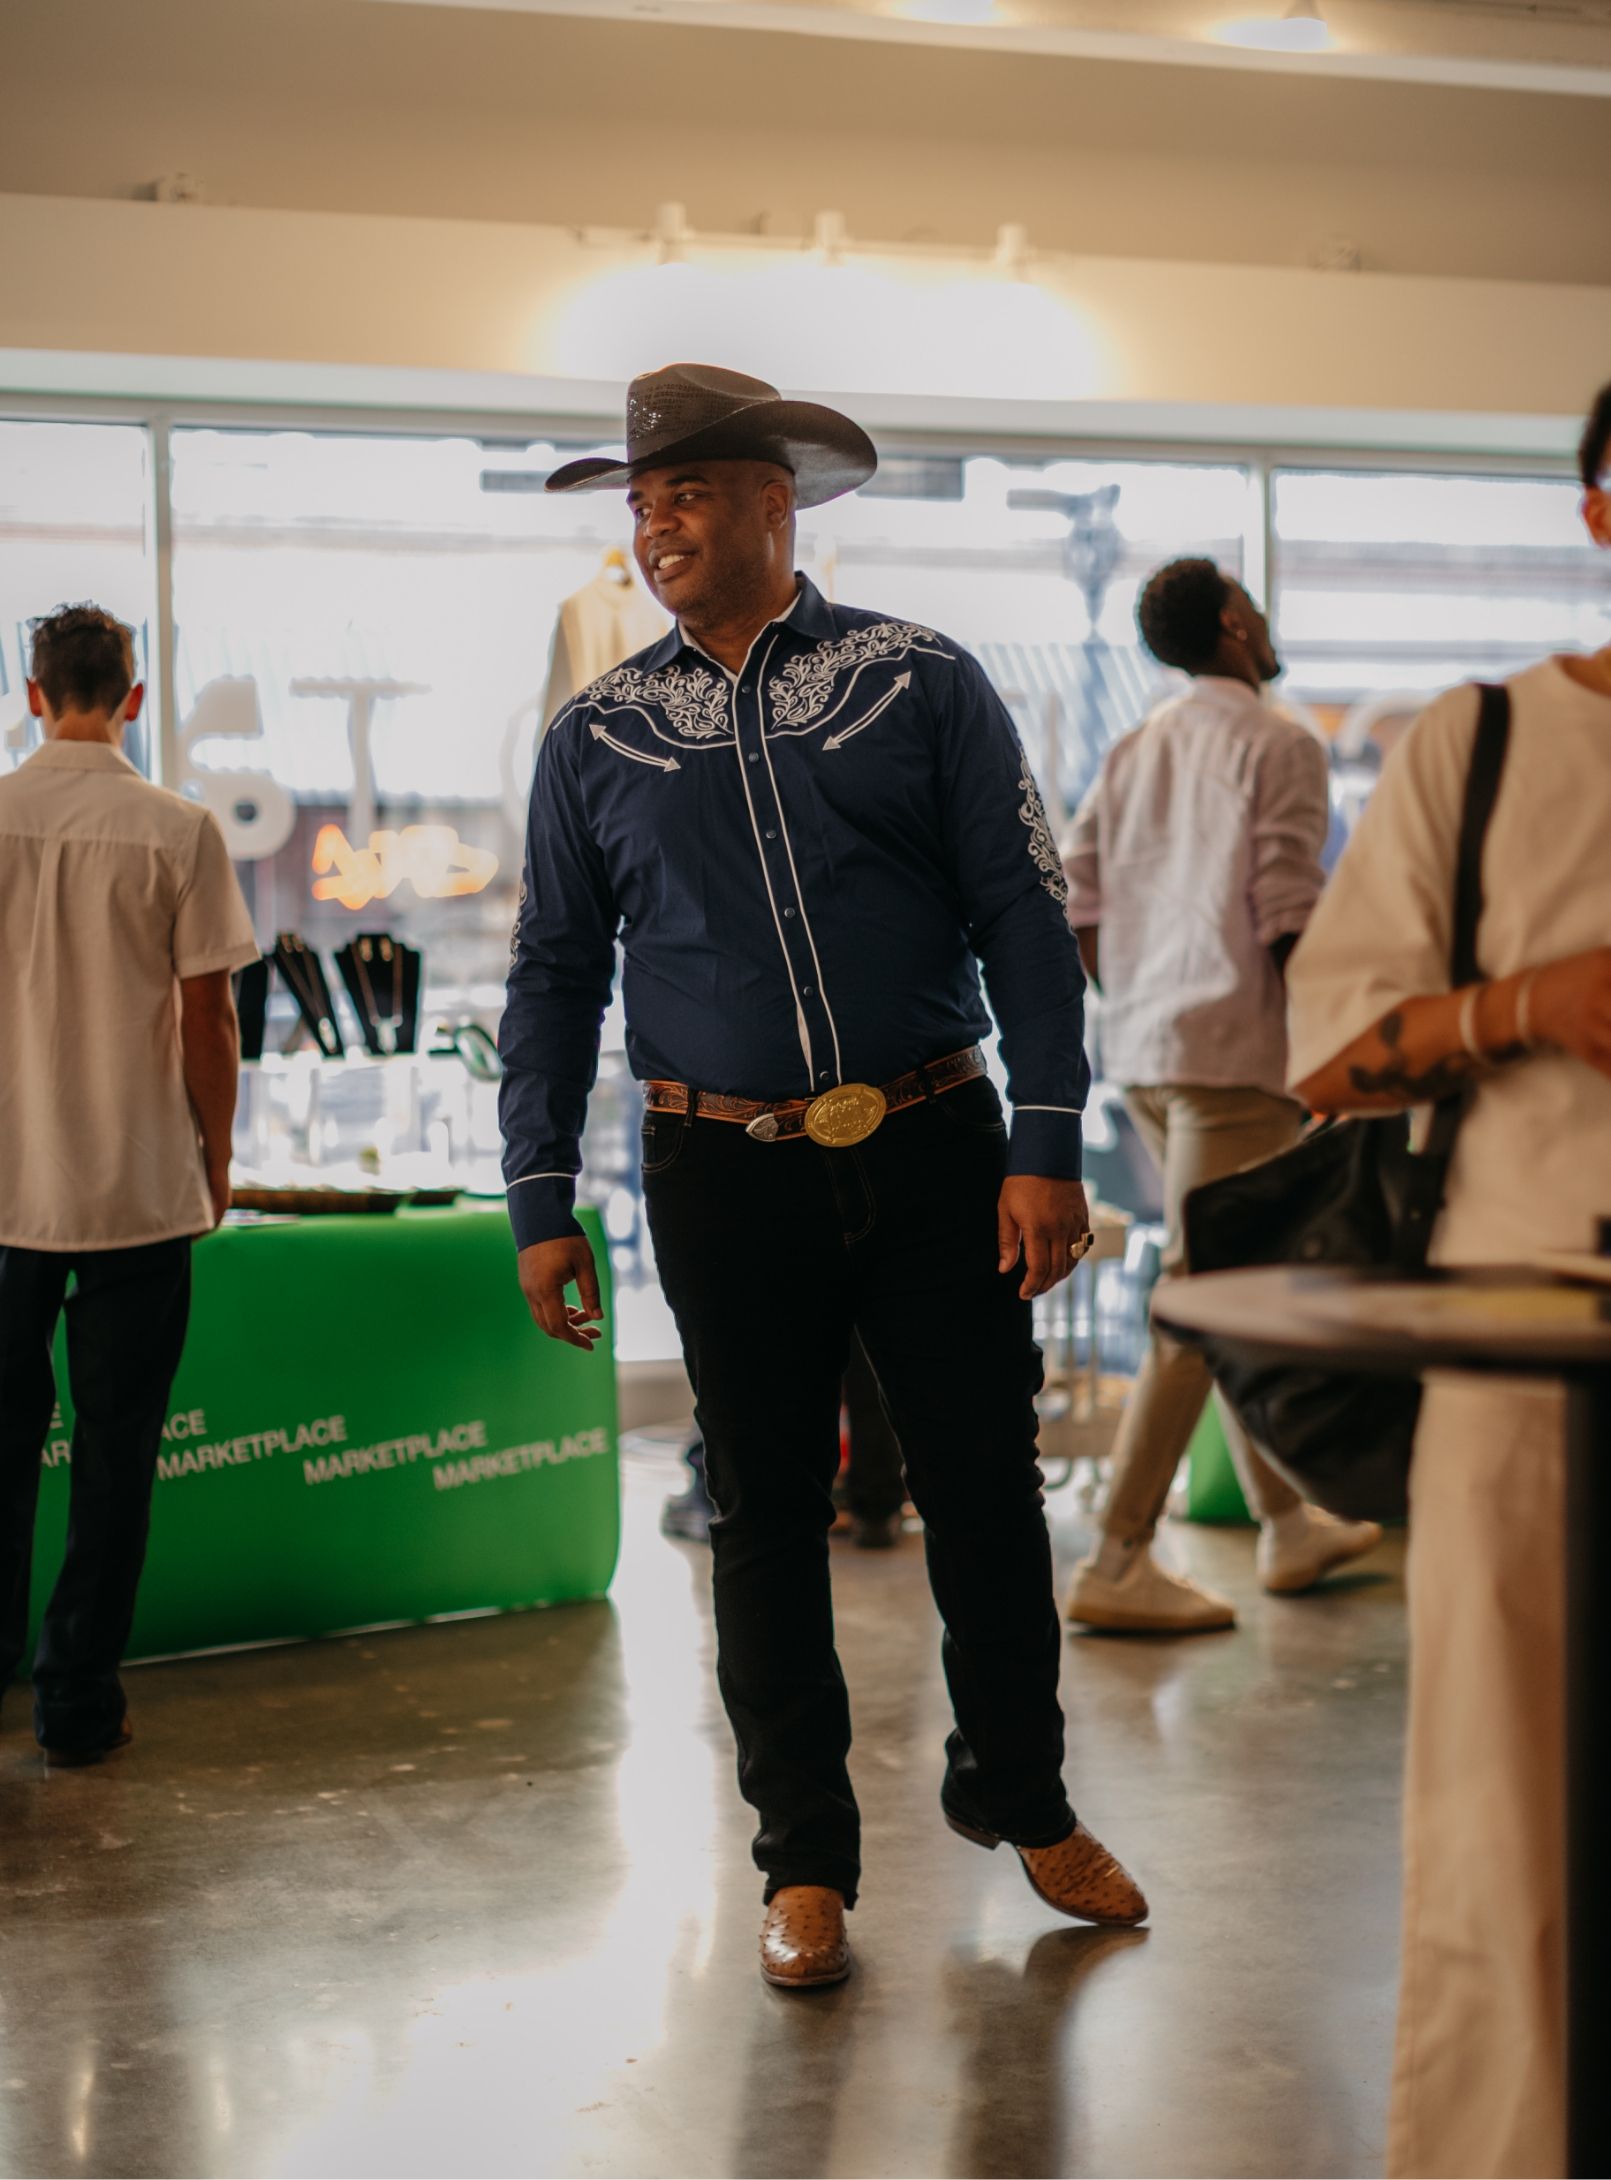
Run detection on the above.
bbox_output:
[1179,684,1511,1522]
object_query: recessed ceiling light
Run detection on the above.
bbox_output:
[1216,2,1333,53]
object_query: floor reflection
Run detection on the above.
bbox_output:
[0,1466,1405,2178]
[943,1928,1150,2180]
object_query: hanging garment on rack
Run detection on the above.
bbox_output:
[541,563,668,728]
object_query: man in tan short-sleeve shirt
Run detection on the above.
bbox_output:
[0,603,258,1765]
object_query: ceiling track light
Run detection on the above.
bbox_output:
[654,201,691,265]
[993,223,1032,279]
[631,206,1041,280]
[811,210,848,266]
[1216,2,1335,53]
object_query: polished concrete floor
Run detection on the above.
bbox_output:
[0,1452,1406,2180]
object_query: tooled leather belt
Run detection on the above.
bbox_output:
[643,1046,987,1147]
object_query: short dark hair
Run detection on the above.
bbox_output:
[29,603,136,717]
[1137,557,1233,674]
[1579,380,1611,493]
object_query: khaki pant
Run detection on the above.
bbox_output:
[1100,1084,1304,1544]
[1388,1378,1565,2179]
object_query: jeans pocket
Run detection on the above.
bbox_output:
[934,1077,1007,1136]
[641,1108,688,1176]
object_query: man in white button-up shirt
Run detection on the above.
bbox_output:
[1061,559,1381,1633]
[0,605,258,1765]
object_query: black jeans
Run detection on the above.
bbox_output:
[839,1335,906,1523]
[0,1238,192,1749]
[643,1074,1075,1906]
[681,1334,903,1521]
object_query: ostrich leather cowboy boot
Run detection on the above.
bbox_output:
[759,1886,851,1990]
[946,1813,1149,1926]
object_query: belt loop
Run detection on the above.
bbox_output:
[916,1058,937,1105]
[687,1087,699,1121]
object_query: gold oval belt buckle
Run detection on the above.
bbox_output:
[804,1082,888,1149]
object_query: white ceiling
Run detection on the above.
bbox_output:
[356,0,1611,94]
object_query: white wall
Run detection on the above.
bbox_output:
[4,0,1608,447]
[3,192,1609,454]
[4,0,1611,289]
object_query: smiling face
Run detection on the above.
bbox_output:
[628,460,796,633]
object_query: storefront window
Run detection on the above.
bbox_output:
[1272,465,1607,727]
[1271,465,1610,850]
[0,421,158,777]
[168,425,643,1020]
[168,427,662,1281]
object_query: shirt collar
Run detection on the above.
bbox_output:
[642,573,834,674]
[23,739,140,774]
[1190,674,1268,707]
[784,576,836,641]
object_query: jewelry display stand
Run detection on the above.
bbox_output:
[234,958,270,1063]
[333,934,423,1058]
[271,934,345,1059]
[232,933,504,1200]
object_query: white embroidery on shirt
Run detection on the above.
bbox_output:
[570,619,951,771]
[767,623,949,731]
[1018,756,1068,906]
[589,720,681,771]
[584,661,730,742]
[823,674,912,752]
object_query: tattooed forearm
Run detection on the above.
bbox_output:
[1298,970,1552,1116]
[1310,988,1527,1111]
[1346,1053,1479,1102]
[1344,1007,1475,1102]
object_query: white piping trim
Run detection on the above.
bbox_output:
[508,1171,575,1187]
[755,638,844,1085]
[1013,1105,1083,1116]
[729,637,815,1088]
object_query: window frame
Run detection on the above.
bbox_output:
[0,390,1587,788]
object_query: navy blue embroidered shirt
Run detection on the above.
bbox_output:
[499,577,1088,1249]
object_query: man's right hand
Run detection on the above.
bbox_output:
[517,1235,604,1349]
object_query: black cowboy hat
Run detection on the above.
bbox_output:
[545,364,878,508]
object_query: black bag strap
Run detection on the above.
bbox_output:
[1450,683,1511,987]
[1395,682,1511,1267]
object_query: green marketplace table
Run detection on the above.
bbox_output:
[25,1202,620,1666]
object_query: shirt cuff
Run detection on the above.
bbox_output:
[1007,1107,1084,1181]
[506,1173,585,1250]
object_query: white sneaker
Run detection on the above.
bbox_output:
[1065,1540,1237,1634]
[1257,1506,1384,1595]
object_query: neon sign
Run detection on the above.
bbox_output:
[312,824,499,912]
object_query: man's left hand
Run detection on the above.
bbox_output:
[997,1176,1091,1301]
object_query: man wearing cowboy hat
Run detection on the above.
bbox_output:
[501,364,1147,1988]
